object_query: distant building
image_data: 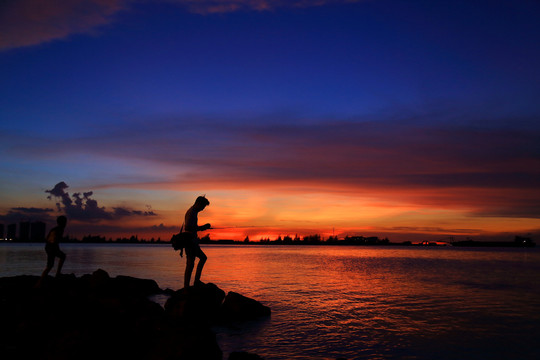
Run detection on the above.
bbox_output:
[20,221,31,241]
[7,224,16,240]
[31,221,46,242]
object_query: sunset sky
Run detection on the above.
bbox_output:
[1,0,539,242]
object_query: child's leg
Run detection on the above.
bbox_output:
[55,251,66,277]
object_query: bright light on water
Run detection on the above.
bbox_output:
[1,243,539,360]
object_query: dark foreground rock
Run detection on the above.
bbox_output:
[164,285,271,325]
[221,292,271,321]
[0,270,269,360]
[229,351,266,360]
[165,282,226,323]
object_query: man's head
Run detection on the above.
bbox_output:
[57,215,67,227]
[194,196,210,210]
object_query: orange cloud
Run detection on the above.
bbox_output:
[4,110,540,240]
[10,112,539,221]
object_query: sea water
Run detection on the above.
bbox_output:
[1,243,539,360]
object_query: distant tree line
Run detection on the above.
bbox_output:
[56,235,167,244]
[5,231,533,247]
[256,234,393,246]
[4,233,397,245]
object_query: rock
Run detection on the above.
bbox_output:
[1,271,269,360]
[163,287,176,295]
[165,282,226,322]
[229,351,266,360]
[78,269,163,298]
[79,268,111,291]
[0,272,222,360]
[92,267,111,283]
[220,291,271,321]
[153,322,223,360]
[0,274,40,292]
[113,275,162,297]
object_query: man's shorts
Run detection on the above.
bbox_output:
[184,240,204,258]
[45,243,66,268]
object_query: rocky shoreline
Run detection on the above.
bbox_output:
[0,269,270,360]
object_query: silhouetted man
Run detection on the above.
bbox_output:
[38,215,67,286]
[183,196,211,288]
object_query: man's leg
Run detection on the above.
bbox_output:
[194,250,207,285]
[184,255,195,288]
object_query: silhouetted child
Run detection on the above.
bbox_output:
[37,215,67,286]
[183,196,211,288]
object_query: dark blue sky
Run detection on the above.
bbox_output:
[3,1,539,124]
[1,0,539,240]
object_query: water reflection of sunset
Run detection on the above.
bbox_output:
[2,244,539,359]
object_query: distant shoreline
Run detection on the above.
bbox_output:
[1,237,535,248]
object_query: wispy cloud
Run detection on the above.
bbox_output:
[0,207,55,224]
[0,0,126,51]
[171,0,361,15]
[0,0,360,51]
[7,111,539,219]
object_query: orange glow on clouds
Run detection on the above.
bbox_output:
[112,185,540,242]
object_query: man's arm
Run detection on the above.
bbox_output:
[198,223,211,231]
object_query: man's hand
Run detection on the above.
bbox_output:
[203,223,211,230]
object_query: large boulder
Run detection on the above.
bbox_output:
[0,274,40,293]
[164,282,226,322]
[113,274,162,296]
[80,268,111,289]
[1,271,268,360]
[229,351,266,360]
[0,272,222,360]
[78,269,161,297]
[153,321,223,360]
[220,291,271,321]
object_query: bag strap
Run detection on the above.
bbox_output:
[180,222,184,233]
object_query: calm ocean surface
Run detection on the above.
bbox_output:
[1,243,539,360]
